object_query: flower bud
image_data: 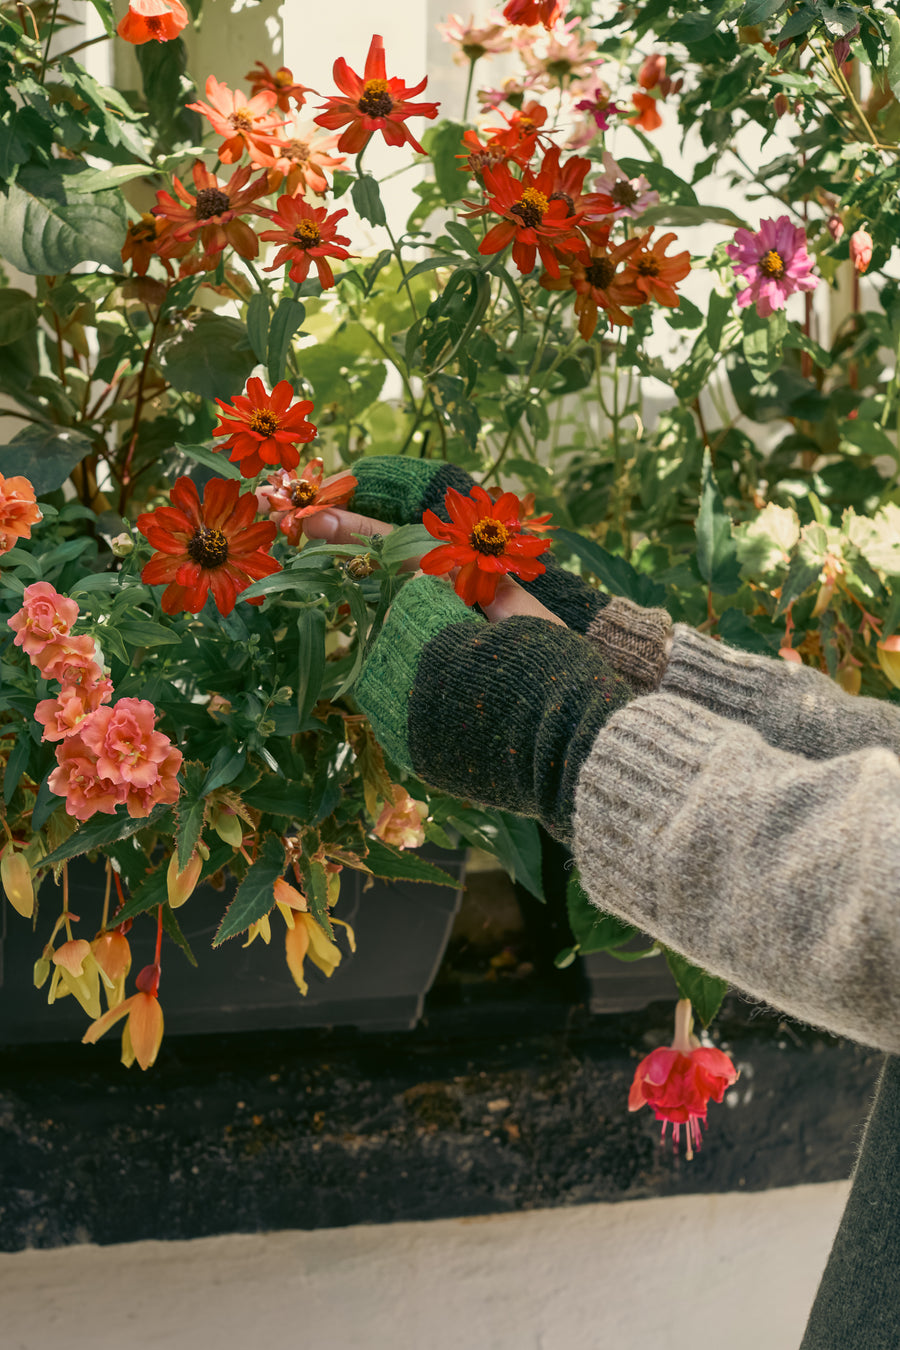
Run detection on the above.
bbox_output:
[1,846,34,918]
[110,533,134,557]
[34,952,52,989]
[833,25,858,68]
[877,636,900,689]
[773,91,789,118]
[827,215,844,243]
[166,850,203,909]
[212,807,244,848]
[811,580,836,618]
[850,228,873,275]
[778,646,803,664]
[345,553,375,579]
[638,53,666,91]
[836,664,862,696]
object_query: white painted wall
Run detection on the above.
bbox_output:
[0,1182,849,1350]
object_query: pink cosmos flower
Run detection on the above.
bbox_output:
[8,582,79,658]
[0,472,41,555]
[850,227,873,274]
[583,152,659,222]
[374,785,428,851]
[436,13,516,64]
[726,215,818,317]
[629,999,738,1159]
[35,679,115,743]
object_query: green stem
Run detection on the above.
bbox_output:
[50,32,111,64]
[384,217,419,322]
[462,59,477,123]
[38,0,60,82]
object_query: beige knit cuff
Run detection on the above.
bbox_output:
[586,597,673,693]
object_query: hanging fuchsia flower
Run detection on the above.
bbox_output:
[726,215,818,317]
[849,227,873,274]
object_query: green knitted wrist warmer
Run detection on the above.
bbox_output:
[524,555,610,633]
[350,457,475,526]
[354,576,480,769]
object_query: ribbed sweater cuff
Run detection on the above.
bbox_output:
[659,625,768,721]
[586,597,672,693]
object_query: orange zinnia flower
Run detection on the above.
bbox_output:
[469,159,586,277]
[245,60,316,114]
[421,485,548,608]
[541,235,644,337]
[629,90,663,132]
[258,195,352,289]
[314,33,439,155]
[213,377,318,478]
[117,0,188,45]
[152,160,267,265]
[502,0,563,28]
[482,100,552,168]
[187,76,284,166]
[83,963,164,1071]
[257,459,358,546]
[619,230,692,307]
[261,119,346,197]
[457,129,511,178]
[137,477,280,616]
[121,212,173,276]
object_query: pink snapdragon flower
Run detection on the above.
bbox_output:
[374,785,428,851]
[583,152,659,221]
[35,679,115,743]
[726,215,818,317]
[8,582,79,658]
[629,999,739,1159]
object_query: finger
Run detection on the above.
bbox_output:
[303,507,391,546]
[480,575,567,627]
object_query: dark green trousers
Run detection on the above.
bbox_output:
[801,1055,900,1348]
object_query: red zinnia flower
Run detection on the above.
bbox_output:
[258,195,352,289]
[541,234,644,336]
[421,485,548,608]
[245,60,316,114]
[502,0,564,28]
[152,161,267,265]
[469,159,586,277]
[256,460,358,546]
[137,477,280,616]
[314,33,439,155]
[457,129,512,178]
[619,230,692,307]
[117,0,188,45]
[187,76,284,166]
[213,378,318,478]
[629,999,738,1159]
[482,100,552,168]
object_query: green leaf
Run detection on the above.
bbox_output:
[0,289,38,346]
[161,904,198,967]
[0,425,94,497]
[739,0,787,21]
[0,164,126,274]
[662,949,729,1027]
[352,174,387,227]
[202,745,246,794]
[242,780,311,817]
[639,203,749,230]
[566,871,638,953]
[160,316,257,402]
[40,804,171,867]
[555,528,667,606]
[174,441,242,480]
[175,762,208,871]
[776,2,818,43]
[4,731,32,805]
[742,307,789,382]
[74,164,152,192]
[246,291,269,364]
[87,0,117,36]
[364,837,461,887]
[304,856,332,937]
[888,16,900,103]
[618,158,697,206]
[267,298,305,385]
[775,542,824,616]
[296,607,326,726]
[424,119,469,203]
[445,807,544,900]
[695,449,742,595]
[705,288,733,352]
[381,523,433,570]
[214,831,286,944]
[116,618,182,648]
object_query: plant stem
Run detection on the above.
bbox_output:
[51,32,110,63]
[462,58,477,123]
[118,304,164,514]
[38,0,60,81]
[384,217,420,322]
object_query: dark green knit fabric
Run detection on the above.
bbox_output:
[800,1054,900,1350]
[350,455,610,631]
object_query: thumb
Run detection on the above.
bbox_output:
[479,575,567,627]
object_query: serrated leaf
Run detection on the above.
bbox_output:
[363,837,460,887]
[303,855,331,936]
[4,732,32,805]
[161,904,198,967]
[214,831,286,944]
[202,745,246,795]
[242,780,311,817]
[40,804,172,867]
[663,949,729,1027]
[176,761,208,870]
[695,449,742,595]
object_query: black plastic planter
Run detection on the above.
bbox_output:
[0,848,466,1044]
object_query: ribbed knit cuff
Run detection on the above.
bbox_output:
[586,597,673,693]
[659,625,769,722]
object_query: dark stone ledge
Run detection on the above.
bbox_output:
[0,992,881,1252]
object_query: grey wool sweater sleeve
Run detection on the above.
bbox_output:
[572,690,900,1054]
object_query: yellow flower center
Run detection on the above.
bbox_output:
[517,117,536,135]
[229,109,255,131]
[760,249,785,278]
[129,214,158,243]
[250,410,280,437]
[292,219,322,248]
[290,480,318,507]
[470,518,511,556]
[187,527,229,568]
[358,79,394,118]
[509,187,549,230]
[275,70,293,87]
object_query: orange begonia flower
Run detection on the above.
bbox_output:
[83,964,164,1070]
[117,0,188,45]
[314,33,439,155]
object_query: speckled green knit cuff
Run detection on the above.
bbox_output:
[355,575,480,769]
[350,457,476,526]
[525,555,610,633]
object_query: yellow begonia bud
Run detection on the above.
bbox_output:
[877,637,900,690]
[167,850,203,909]
[213,808,244,848]
[1,847,34,919]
